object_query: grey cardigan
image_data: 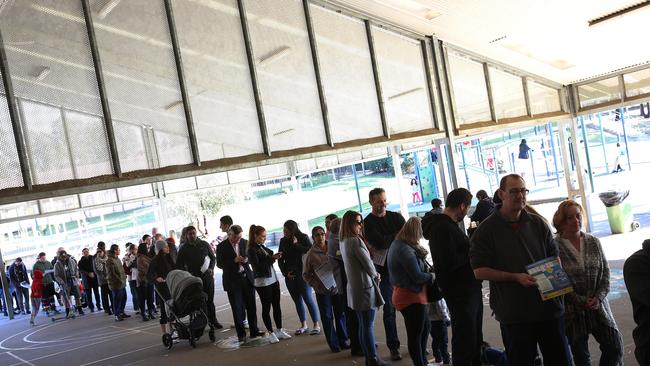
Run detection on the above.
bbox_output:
[340,236,384,311]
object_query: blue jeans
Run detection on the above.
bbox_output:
[500,316,573,366]
[111,288,127,316]
[357,309,377,359]
[569,326,623,366]
[316,293,349,350]
[285,276,319,323]
[128,280,139,312]
[378,272,400,351]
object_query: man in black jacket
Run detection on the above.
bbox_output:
[363,187,405,361]
[216,225,262,342]
[78,248,101,312]
[624,239,650,365]
[176,225,222,329]
[9,258,30,314]
[423,188,483,366]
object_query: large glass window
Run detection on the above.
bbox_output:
[310,5,383,143]
[578,77,621,109]
[447,52,491,124]
[528,80,561,114]
[172,0,263,161]
[245,0,327,152]
[489,67,526,119]
[93,0,191,167]
[372,26,434,133]
[624,68,650,98]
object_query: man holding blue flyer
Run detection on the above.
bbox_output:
[469,174,572,365]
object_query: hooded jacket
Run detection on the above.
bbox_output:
[54,256,79,289]
[106,251,126,290]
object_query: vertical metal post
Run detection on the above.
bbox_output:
[413,151,422,204]
[543,137,550,177]
[163,0,200,166]
[579,116,595,192]
[427,150,439,198]
[529,150,537,186]
[459,143,470,191]
[522,76,532,117]
[558,122,574,195]
[390,146,409,219]
[620,107,632,170]
[549,122,561,187]
[365,20,389,139]
[0,28,33,190]
[477,140,486,174]
[434,140,449,198]
[597,113,609,173]
[420,40,439,129]
[352,164,363,212]
[483,63,497,122]
[81,0,122,177]
[303,0,333,147]
[0,247,14,320]
[492,148,499,189]
[619,74,626,103]
[237,0,271,156]
[568,116,591,232]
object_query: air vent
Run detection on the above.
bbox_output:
[588,1,650,26]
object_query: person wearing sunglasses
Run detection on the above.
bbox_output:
[470,174,572,365]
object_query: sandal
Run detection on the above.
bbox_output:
[309,328,321,335]
[294,327,308,335]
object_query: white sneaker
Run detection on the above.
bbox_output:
[275,328,292,340]
[243,319,249,329]
[267,332,280,344]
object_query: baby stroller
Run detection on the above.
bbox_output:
[155,270,215,349]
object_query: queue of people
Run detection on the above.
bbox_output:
[5,175,650,366]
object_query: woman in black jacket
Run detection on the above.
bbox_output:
[148,240,175,334]
[248,225,291,342]
[278,220,321,335]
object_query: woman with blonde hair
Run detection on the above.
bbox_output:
[339,210,389,366]
[553,200,623,366]
[387,217,434,366]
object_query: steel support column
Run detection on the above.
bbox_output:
[483,62,497,122]
[522,76,532,117]
[365,20,389,139]
[81,0,122,177]
[420,40,439,129]
[579,116,595,192]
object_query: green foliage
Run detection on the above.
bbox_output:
[401,154,414,173]
[166,187,236,226]
[365,157,393,174]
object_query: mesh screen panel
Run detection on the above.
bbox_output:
[372,26,434,134]
[578,77,621,109]
[113,120,148,172]
[93,0,191,167]
[447,52,491,124]
[245,0,327,152]
[154,130,193,167]
[0,94,24,190]
[624,68,650,97]
[528,81,561,114]
[20,100,74,184]
[64,110,112,179]
[310,5,383,143]
[172,0,263,161]
[489,67,526,119]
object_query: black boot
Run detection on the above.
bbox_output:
[148,311,156,320]
[77,306,84,315]
[65,308,71,318]
[366,357,390,366]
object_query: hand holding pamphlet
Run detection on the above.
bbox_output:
[525,256,573,301]
[315,261,336,291]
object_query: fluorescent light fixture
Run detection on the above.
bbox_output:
[97,0,120,20]
[33,66,51,81]
[258,46,292,66]
[388,87,423,100]
[165,100,183,110]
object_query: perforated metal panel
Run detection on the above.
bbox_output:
[310,5,383,143]
[245,0,327,152]
[20,100,74,184]
[489,67,526,119]
[447,52,491,124]
[64,110,112,179]
[172,0,263,161]
[624,68,650,97]
[372,26,434,134]
[0,94,24,190]
[93,0,191,167]
[154,130,193,167]
[528,81,561,114]
[113,120,148,172]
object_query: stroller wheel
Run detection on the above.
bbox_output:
[189,337,197,348]
[162,333,173,350]
[209,330,215,342]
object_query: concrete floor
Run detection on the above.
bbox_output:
[0,259,641,366]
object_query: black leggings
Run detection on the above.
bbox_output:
[137,284,155,315]
[255,281,282,332]
[400,303,429,366]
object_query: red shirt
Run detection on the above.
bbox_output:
[392,286,427,311]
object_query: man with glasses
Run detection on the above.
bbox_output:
[363,187,405,361]
[470,174,572,365]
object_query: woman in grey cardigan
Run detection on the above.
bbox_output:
[339,210,388,366]
[553,200,623,366]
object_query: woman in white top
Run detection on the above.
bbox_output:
[247,225,292,343]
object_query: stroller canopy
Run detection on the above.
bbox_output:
[166,269,203,303]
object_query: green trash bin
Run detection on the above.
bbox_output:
[599,190,633,234]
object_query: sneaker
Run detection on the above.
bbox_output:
[309,328,321,335]
[267,332,280,344]
[243,319,249,329]
[26,310,31,314]
[122,313,131,318]
[29,319,35,326]
[294,327,308,335]
[275,329,292,340]
[390,349,402,361]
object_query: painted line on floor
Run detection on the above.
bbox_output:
[78,343,160,366]
[6,352,35,366]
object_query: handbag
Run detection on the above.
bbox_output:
[424,259,444,302]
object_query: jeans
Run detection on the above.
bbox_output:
[255,282,283,331]
[316,292,349,350]
[129,280,139,312]
[81,274,100,310]
[445,288,484,366]
[137,284,155,316]
[500,316,573,366]
[100,283,113,313]
[430,320,450,364]
[400,303,429,366]
[378,273,400,351]
[357,309,377,359]
[285,276,320,323]
[569,326,623,366]
[111,288,127,316]
[14,286,29,312]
